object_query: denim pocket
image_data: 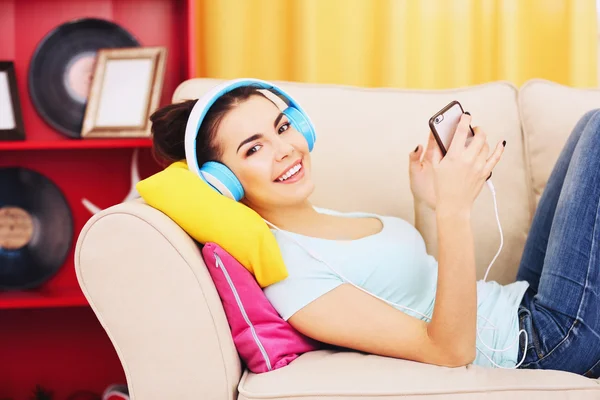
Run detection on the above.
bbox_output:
[517,305,545,365]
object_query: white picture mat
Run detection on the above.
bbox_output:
[95,58,154,128]
[0,71,16,130]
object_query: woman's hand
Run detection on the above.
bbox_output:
[409,132,442,210]
[431,113,505,218]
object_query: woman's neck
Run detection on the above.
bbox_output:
[253,201,323,232]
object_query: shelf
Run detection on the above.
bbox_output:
[0,286,89,309]
[0,0,193,395]
[0,138,153,151]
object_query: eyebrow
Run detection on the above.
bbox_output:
[236,113,285,154]
[273,112,284,128]
[236,133,263,153]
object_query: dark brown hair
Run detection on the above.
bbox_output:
[150,85,268,167]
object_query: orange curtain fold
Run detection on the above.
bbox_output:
[192,0,598,89]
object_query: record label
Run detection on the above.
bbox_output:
[64,52,97,104]
[0,206,34,250]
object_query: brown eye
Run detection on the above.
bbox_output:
[246,144,262,156]
[278,122,291,134]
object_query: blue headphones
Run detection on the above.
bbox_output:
[184,78,316,201]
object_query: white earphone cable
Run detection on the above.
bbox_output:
[263,178,527,369]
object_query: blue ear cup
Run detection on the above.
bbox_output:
[199,161,244,202]
[283,106,316,152]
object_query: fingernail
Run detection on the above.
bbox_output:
[414,146,419,152]
[464,111,471,116]
[502,140,506,147]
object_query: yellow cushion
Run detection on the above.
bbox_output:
[136,160,288,288]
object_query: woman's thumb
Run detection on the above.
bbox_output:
[409,145,422,164]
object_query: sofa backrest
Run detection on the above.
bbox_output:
[174,79,530,284]
[518,79,600,207]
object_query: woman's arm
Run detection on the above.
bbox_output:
[427,116,505,359]
[414,200,438,258]
[428,210,476,359]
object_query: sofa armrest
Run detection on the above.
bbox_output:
[75,199,242,400]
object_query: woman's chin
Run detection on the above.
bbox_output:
[271,178,315,205]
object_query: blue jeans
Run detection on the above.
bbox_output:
[516,109,600,378]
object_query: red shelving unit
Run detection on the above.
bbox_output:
[0,286,88,310]
[0,0,195,398]
[0,138,153,151]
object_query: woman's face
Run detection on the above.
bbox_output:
[216,95,315,210]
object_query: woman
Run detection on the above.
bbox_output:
[150,83,600,377]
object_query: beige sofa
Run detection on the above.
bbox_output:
[75,78,600,399]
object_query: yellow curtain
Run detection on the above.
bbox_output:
[193,0,597,89]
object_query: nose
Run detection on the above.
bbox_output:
[273,136,294,161]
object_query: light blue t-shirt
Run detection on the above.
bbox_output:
[263,207,529,368]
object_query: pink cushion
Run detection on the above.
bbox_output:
[201,242,321,373]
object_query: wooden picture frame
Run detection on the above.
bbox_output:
[81,47,167,138]
[0,61,25,141]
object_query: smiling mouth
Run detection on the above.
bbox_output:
[275,161,303,182]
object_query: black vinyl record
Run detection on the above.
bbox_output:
[0,167,74,291]
[29,18,140,138]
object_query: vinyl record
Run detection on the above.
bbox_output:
[29,18,140,138]
[0,167,74,290]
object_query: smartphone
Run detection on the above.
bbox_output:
[428,100,474,156]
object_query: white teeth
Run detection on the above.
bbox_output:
[278,164,301,181]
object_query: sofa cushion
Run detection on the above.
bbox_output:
[174,78,529,285]
[519,79,600,207]
[201,242,320,373]
[237,349,600,400]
